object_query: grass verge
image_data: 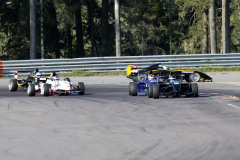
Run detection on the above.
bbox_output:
[60,70,126,77]
[60,66,240,77]
[197,66,240,72]
[7,66,240,79]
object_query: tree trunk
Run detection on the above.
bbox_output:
[209,0,218,54]
[202,10,209,54]
[168,0,173,55]
[52,5,60,58]
[75,4,84,57]
[40,0,45,59]
[67,24,73,58]
[222,0,230,54]
[115,0,121,57]
[30,0,36,59]
[102,0,109,56]
[87,0,96,57]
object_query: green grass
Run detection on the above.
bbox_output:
[59,66,240,77]
[6,66,240,79]
[60,70,126,77]
[191,66,240,72]
[173,66,240,72]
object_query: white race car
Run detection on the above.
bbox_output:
[27,73,85,96]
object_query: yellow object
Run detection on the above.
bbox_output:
[163,66,169,70]
[127,65,134,76]
[17,81,27,86]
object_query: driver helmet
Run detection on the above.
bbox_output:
[169,75,176,80]
[148,74,154,80]
[35,72,42,78]
[163,66,169,70]
[158,65,163,69]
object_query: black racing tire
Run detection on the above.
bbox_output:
[129,82,133,96]
[185,75,190,82]
[192,83,199,97]
[189,73,201,82]
[131,83,138,96]
[9,79,18,92]
[78,82,85,95]
[148,84,153,98]
[27,84,35,96]
[153,84,160,99]
[43,84,50,96]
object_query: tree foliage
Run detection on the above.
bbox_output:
[0,0,238,60]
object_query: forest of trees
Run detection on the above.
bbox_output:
[0,0,239,60]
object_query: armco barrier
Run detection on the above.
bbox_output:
[0,61,3,78]
[1,53,240,77]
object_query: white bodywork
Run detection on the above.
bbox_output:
[131,69,139,74]
[45,78,72,94]
[33,78,47,93]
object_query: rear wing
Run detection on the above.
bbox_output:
[13,69,50,79]
[127,65,139,76]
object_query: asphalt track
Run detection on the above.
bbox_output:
[1,75,240,160]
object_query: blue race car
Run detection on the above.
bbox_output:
[129,70,170,97]
[129,70,199,98]
[128,72,158,96]
[151,71,199,99]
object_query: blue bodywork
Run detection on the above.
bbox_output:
[135,77,163,95]
[158,78,194,97]
[135,77,154,95]
[134,70,195,97]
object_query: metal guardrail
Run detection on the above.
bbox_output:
[1,53,240,76]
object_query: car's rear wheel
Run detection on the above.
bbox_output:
[9,79,18,92]
[27,84,35,96]
[148,84,153,98]
[192,83,199,97]
[43,84,50,96]
[131,83,138,96]
[78,82,85,95]
[153,84,159,99]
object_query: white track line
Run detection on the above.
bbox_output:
[214,100,240,109]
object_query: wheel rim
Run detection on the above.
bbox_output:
[43,86,47,95]
[8,82,12,90]
[191,74,200,82]
[27,86,30,95]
